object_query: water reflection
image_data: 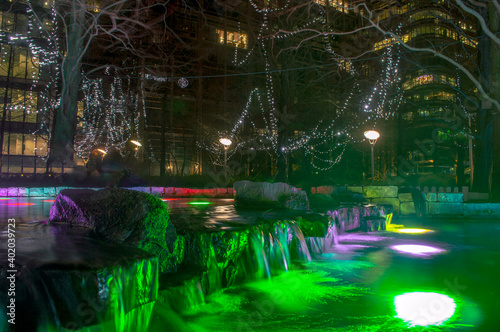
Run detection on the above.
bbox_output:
[1,196,498,331]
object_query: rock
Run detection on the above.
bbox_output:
[363,186,398,198]
[400,201,416,215]
[0,221,158,331]
[233,180,309,210]
[331,191,367,205]
[398,193,413,202]
[49,188,183,273]
[308,193,338,212]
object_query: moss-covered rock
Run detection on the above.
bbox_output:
[49,188,182,273]
[234,180,309,210]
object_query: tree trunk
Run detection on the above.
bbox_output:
[160,92,168,177]
[472,3,496,194]
[488,1,500,200]
[49,3,84,169]
[275,105,289,183]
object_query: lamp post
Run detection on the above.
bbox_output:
[364,130,380,184]
[130,139,142,162]
[219,138,232,181]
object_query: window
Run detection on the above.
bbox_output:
[0,89,38,123]
[2,134,47,157]
[1,12,15,32]
[314,1,350,13]
[406,25,476,48]
[87,0,100,12]
[418,109,430,117]
[423,91,456,102]
[373,35,409,51]
[0,45,39,80]
[403,72,457,90]
[376,4,410,21]
[216,28,248,49]
[409,10,451,24]
[338,59,354,73]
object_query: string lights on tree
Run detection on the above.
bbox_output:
[201,1,403,171]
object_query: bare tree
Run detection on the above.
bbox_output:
[264,0,498,190]
[350,0,499,192]
[200,0,402,183]
[27,0,184,169]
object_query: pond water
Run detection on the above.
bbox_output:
[1,197,499,331]
[149,218,499,332]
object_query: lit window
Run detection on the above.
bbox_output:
[338,59,354,73]
[216,28,248,49]
[406,25,476,48]
[0,45,39,80]
[0,89,38,124]
[373,35,408,51]
[376,4,410,21]
[87,0,100,13]
[314,0,350,13]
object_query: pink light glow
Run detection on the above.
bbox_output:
[5,203,36,206]
[391,244,445,256]
[43,200,56,202]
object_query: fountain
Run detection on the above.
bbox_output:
[0,185,393,331]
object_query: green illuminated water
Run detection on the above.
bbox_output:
[149,219,498,332]
[1,198,497,331]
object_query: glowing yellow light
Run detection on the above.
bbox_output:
[397,228,433,234]
[131,140,142,147]
[97,149,107,155]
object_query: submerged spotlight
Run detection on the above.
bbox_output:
[188,201,212,206]
[395,292,456,326]
[391,244,445,256]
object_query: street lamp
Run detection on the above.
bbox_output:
[219,138,232,181]
[131,140,142,147]
[364,130,380,184]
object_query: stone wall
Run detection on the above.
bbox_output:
[309,185,500,218]
[426,193,463,216]
[0,186,234,198]
[310,185,404,214]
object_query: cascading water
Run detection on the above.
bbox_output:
[0,221,159,332]
[1,196,393,332]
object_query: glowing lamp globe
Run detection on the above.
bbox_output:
[364,130,380,141]
[219,138,232,146]
[131,140,142,147]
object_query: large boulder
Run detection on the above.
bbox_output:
[49,188,183,273]
[308,193,338,212]
[233,180,309,210]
